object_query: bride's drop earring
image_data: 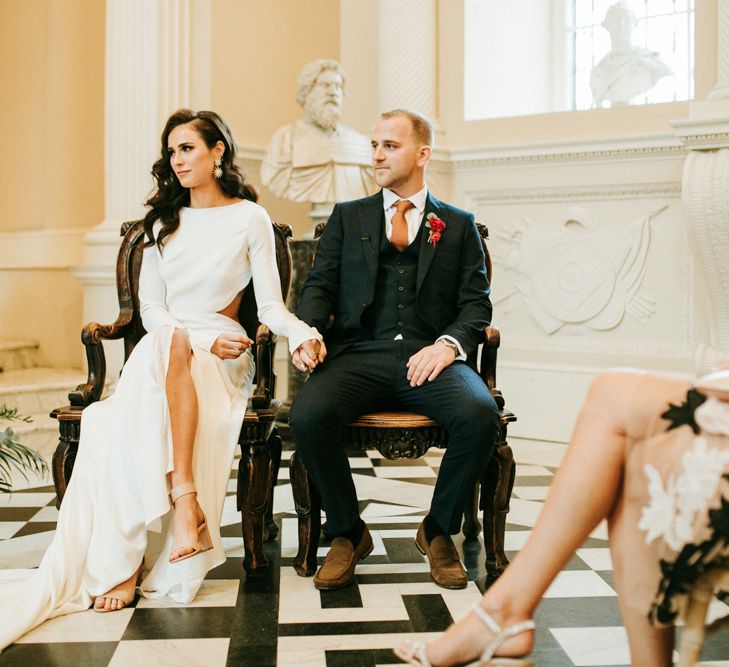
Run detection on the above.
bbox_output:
[213,156,223,179]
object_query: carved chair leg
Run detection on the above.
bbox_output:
[237,438,272,577]
[290,451,321,577]
[264,427,282,542]
[462,481,482,540]
[52,418,80,509]
[481,429,515,581]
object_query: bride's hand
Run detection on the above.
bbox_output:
[211,332,254,360]
[293,339,326,372]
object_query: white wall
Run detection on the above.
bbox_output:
[464,0,557,119]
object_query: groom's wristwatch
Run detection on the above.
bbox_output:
[437,338,458,354]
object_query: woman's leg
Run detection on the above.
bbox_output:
[165,328,205,561]
[415,369,688,667]
[608,493,675,666]
[95,328,202,609]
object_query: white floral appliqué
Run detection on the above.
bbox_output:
[695,397,729,435]
[639,436,729,551]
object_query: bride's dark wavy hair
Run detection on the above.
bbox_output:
[143,109,258,249]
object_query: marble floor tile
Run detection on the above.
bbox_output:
[512,463,555,477]
[372,466,437,479]
[136,579,240,608]
[576,548,613,571]
[361,502,424,519]
[511,437,568,467]
[550,626,631,665]
[109,637,230,667]
[29,506,59,522]
[16,608,133,644]
[0,522,26,540]
[0,492,55,508]
[544,570,617,598]
[0,528,55,567]
[512,485,550,500]
[277,632,439,667]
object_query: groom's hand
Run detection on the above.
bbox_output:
[406,341,456,387]
[293,339,327,372]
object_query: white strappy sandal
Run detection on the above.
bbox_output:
[393,603,535,666]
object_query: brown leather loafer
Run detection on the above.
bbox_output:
[313,525,374,590]
[415,521,468,589]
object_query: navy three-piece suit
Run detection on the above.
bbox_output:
[290,190,500,536]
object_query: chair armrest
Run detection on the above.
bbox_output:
[68,318,133,407]
[479,325,501,392]
[251,324,275,409]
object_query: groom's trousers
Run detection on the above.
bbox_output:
[289,339,500,536]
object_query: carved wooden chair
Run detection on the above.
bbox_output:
[289,222,517,582]
[50,218,291,577]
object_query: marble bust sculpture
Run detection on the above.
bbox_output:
[261,59,376,204]
[590,1,672,106]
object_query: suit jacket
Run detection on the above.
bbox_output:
[297,190,492,358]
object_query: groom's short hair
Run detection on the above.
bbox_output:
[380,109,434,147]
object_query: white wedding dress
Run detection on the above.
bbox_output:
[0,200,319,651]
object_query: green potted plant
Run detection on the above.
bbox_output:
[0,405,48,492]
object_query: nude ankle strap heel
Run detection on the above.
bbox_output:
[170,482,198,505]
[169,483,213,563]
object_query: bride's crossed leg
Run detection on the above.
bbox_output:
[95,327,206,611]
[397,369,689,667]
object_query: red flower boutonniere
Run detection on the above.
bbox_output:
[426,213,446,247]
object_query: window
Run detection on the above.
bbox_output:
[463,0,694,120]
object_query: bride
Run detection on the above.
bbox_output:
[0,109,325,649]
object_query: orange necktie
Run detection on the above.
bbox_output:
[391,199,414,252]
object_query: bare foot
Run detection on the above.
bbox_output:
[94,563,143,612]
[169,492,206,562]
[396,603,534,666]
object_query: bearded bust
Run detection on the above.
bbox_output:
[260,59,376,204]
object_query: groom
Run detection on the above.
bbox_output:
[290,109,500,590]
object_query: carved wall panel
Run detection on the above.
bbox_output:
[470,189,689,360]
[449,140,691,441]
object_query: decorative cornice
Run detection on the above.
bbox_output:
[465,181,682,205]
[237,135,686,175]
[671,117,729,150]
[441,133,686,169]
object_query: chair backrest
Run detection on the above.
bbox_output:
[116,217,292,362]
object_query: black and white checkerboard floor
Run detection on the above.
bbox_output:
[1,434,728,666]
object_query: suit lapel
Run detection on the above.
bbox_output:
[358,191,384,285]
[416,192,446,294]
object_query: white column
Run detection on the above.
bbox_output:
[681,149,729,373]
[73,0,211,378]
[709,0,729,99]
[670,1,729,372]
[377,0,439,130]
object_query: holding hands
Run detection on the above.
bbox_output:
[293,339,327,373]
[211,332,254,360]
